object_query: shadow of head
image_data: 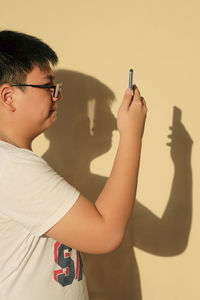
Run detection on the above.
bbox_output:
[43,69,117,173]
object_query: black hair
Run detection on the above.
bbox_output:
[0,30,58,86]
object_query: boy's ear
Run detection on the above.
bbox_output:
[0,85,16,112]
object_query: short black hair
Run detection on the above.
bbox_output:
[0,30,58,86]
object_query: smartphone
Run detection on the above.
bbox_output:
[129,69,133,89]
[172,106,181,127]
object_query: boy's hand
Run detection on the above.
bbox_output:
[117,87,147,140]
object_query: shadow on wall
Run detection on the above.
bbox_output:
[43,70,193,300]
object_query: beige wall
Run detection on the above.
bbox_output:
[1,0,199,299]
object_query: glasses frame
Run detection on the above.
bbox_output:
[11,83,62,98]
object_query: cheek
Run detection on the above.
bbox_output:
[16,90,52,123]
[19,102,50,126]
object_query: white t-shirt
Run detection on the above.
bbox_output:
[0,141,88,300]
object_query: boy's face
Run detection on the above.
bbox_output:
[13,65,61,138]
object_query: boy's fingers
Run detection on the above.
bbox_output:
[140,97,146,105]
[121,88,133,109]
[120,86,146,110]
[133,87,141,101]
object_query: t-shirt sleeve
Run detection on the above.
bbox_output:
[0,149,80,237]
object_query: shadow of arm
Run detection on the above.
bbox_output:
[128,112,193,256]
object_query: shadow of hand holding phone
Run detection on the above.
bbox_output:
[43,69,193,300]
[129,107,193,257]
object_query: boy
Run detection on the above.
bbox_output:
[0,30,147,299]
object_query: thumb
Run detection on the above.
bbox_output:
[120,88,133,110]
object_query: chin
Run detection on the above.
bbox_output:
[43,114,57,132]
[49,110,57,121]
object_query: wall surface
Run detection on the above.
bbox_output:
[1,0,199,299]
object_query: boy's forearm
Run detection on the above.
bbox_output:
[95,135,142,234]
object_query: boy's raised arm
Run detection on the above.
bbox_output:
[45,87,147,254]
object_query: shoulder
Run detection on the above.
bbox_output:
[0,141,46,163]
[0,141,51,176]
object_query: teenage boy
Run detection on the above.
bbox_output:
[0,30,147,300]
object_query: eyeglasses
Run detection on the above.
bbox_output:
[11,83,62,98]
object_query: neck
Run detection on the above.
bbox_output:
[0,130,32,150]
